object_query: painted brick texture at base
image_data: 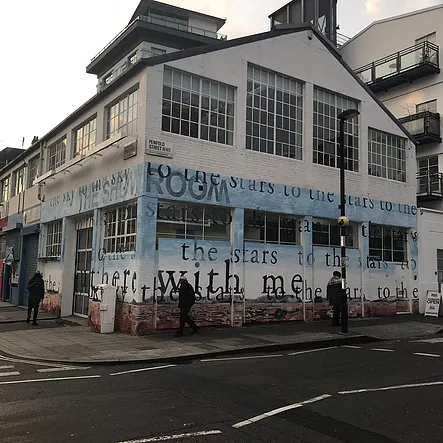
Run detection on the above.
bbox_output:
[41,293,61,318]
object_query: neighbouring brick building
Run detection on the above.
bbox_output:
[3,0,420,335]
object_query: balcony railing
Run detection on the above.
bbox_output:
[417,171,443,200]
[91,15,227,63]
[355,41,440,92]
[399,111,442,145]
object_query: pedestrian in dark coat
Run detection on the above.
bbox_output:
[175,277,198,337]
[327,271,343,326]
[26,271,45,326]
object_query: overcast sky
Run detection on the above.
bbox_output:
[0,0,440,149]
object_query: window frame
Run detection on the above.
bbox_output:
[106,87,139,139]
[27,155,40,188]
[1,176,9,203]
[45,220,63,258]
[312,218,358,248]
[368,128,407,182]
[246,64,304,160]
[11,167,25,197]
[368,224,408,263]
[48,137,67,171]
[102,203,137,254]
[156,200,232,245]
[73,117,97,157]
[162,66,236,146]
[313,87,360,172]
[416,99,437,113]
[244,210,300,245]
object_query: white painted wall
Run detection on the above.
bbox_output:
[145,30,416,207]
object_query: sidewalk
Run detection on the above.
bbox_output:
[0,312,442,365]
[0,304,57,323]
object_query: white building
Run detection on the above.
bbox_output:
[340,4,443,312]
[0,0,420,334]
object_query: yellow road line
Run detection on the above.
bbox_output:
[0,354,89,370]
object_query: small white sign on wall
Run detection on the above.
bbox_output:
[146,139,173,158]
[425,291,441,317]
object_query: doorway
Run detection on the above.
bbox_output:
[73,227,93,317]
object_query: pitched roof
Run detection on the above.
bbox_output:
[6,21,414,175]
[342,4,443,48]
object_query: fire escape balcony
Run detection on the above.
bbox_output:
[355,41,440,93]
[399,111,442,146]
[417,171,443,202]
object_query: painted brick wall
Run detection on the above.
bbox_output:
[144,31,416,208]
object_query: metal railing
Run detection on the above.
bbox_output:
[400,111,441,139]
[337,32,351,47]
[417,171,443,197]
[355,41,439,84]
[91,15,227,62]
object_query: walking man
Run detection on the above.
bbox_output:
[327,271,342,326]
[26,270,45,326]
[175,276,198,337]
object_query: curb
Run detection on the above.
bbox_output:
[0,317,60,325]
[0,334,382,367]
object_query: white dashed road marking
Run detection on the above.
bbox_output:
[110,365,176,376]
[0,371,20,377]
[288,347,338,356]
[341,345,362,349]
[232,394,331,429]
[413,353,441,358]
[117,430,222,442]
[201,355,283,363]
[0,375,101,385]
[0,365,15,370]
[338,381,443,395]
[371,348,395,353]
[37,367,82,373]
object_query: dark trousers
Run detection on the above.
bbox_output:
[27,300,40,323]
[332,306,341,325]
[178,307,197,333]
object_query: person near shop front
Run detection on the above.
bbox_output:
[327,271,343,326]
[26,271,45,326]
[175,276,199,337]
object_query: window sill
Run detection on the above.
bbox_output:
[160,130,235,148]
[38,256,61,262]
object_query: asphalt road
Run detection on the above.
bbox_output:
[1,337,443,443]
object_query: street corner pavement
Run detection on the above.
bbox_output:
[0,315,441,365]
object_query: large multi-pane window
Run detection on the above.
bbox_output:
[369,224,407,262]
[74,118,97,156]
[0,236,5,260]
[244,210,299,245]
[246,65,303,160]
[313,87,359,172]
[48,137,67,171]
[103,204,137,253]
[106,88,139,138]
[162,67,235,145]
[46,221,63,257]
[27,156,39,188]
[418,156,440,194]
[368,128,406,182]
[11,167,25,197]
[312,218,357,248]
[1,177,9,203]
[156,200,231,244]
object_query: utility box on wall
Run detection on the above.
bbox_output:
[98,284,117,334]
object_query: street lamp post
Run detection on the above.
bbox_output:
[337,108,360,334]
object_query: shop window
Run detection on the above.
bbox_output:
[45,220,63,257]
[244,210,299,245]
[103,204,137,253]
[312,218,358,248]
[369,224,407,262]
[156,200,231,245]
